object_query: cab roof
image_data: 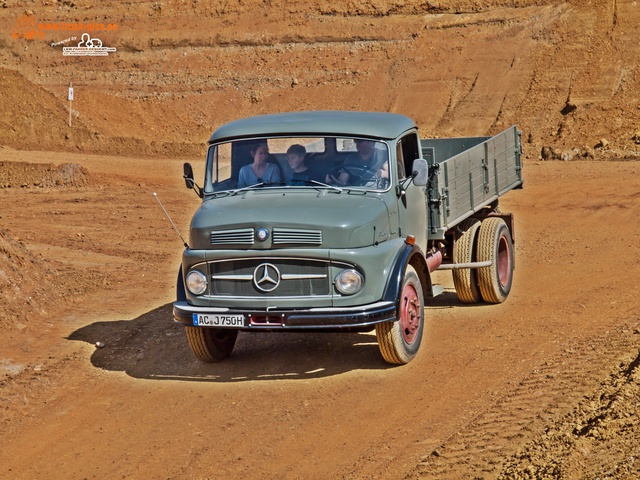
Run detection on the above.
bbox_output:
[208,111,416,144]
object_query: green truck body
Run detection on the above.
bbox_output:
[173,111,523,364]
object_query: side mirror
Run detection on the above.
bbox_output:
[411,158,428,186]
[183,163,203,198]
[183,162,195,189]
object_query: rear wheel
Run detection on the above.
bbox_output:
[452,218,482,303]
[376,265,425,364]
[476,217,514,304]
[185,327,238,362]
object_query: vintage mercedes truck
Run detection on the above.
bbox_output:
[173,111,523,364]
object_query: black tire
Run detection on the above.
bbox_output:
[375,265,425,364]
[476,217,514,304]
[452,218,483,303]
[185,327,238,362]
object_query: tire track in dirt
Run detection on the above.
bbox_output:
[499,345,640,478]
[407,313,640,479]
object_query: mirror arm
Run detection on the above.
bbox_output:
[183,174,203,198]
[396,172,417,198]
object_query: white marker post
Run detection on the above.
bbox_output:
[68,82,74,127]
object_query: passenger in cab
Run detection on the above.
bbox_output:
[237,142,282,188]
[286,144,311,186]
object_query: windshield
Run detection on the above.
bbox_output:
[204,136,390,194]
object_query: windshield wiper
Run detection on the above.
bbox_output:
[232,182,266,194]
[205,190,231,198]
[299,179,344,192]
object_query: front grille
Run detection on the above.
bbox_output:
[209,258,330,297]
[210,228,255,245]
[272,227,322,245]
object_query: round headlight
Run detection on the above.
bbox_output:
[186,270,207,295]
[335,269,364,295]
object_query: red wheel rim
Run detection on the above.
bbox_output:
[400,283,420,345]
[497,234,512,287]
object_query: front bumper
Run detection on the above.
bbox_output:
[173,300,397,332]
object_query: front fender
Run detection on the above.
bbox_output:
[382,243,432,306]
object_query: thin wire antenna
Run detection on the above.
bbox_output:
[153,192,189,248]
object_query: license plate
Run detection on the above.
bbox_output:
[193,314,245,327]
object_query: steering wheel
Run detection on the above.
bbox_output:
[327,165,384,187]
[345,165,379,185]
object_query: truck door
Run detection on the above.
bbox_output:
[396,133,428,251]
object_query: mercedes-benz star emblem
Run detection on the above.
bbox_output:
[256,227,269,242]
[253,263,281,292]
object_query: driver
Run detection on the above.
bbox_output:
[326,139,388,186]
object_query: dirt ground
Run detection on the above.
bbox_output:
[1,0,640,479]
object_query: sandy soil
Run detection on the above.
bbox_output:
[1,151,638,479]
[1,0,640,478]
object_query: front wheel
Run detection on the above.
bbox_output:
[185,327,238,362]
[376,265,425,365]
